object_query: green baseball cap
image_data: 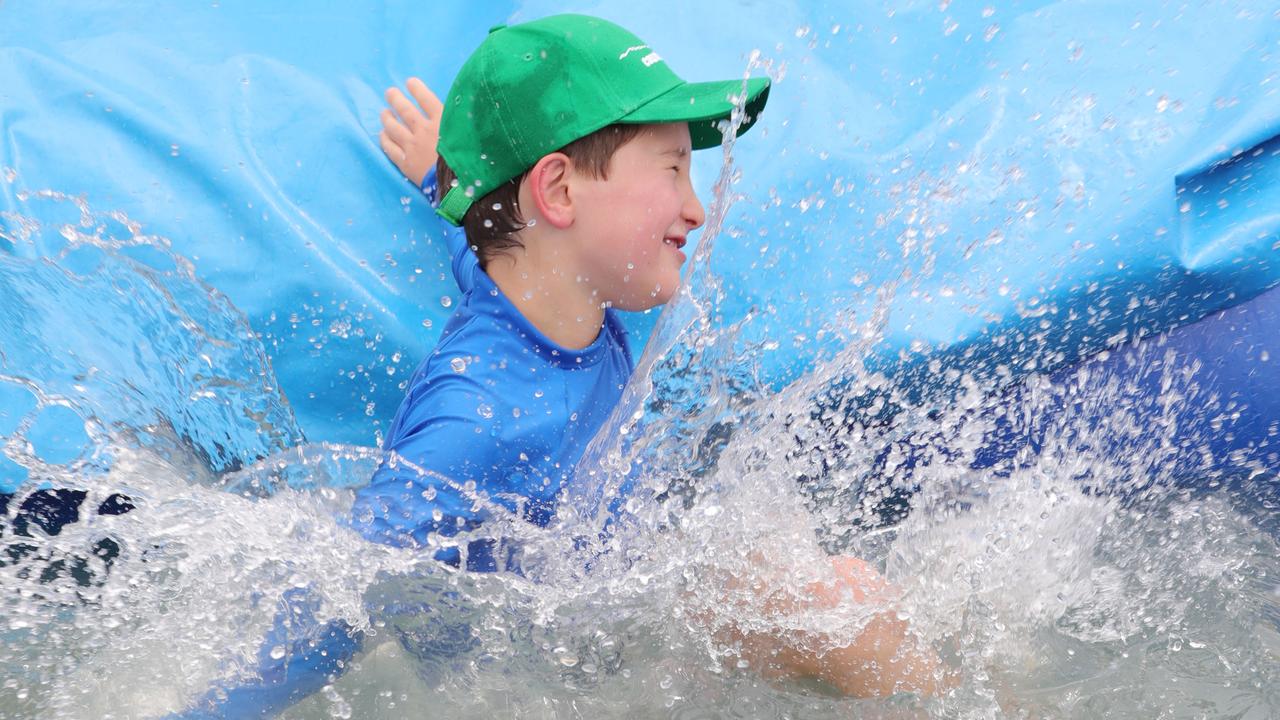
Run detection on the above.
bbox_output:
[435,13,771,226]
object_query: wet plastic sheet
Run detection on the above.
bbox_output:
[3,4,1277,716]
[2,1,1278,452]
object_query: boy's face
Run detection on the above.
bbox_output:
[569,122,705,311]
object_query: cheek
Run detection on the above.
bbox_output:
[605,213,664,264]
[582,232,643,282]
[617,183,680,231]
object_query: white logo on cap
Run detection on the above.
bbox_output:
[641,52,661,67]
[619,44,648,60]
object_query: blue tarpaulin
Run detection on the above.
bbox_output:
[2,0,1277,460]
[3,4,1277,716]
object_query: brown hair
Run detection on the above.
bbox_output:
[437,123,643,269]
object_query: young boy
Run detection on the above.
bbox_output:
[360,13,951,698]
[354,13,767,570]
[166,17,947,718]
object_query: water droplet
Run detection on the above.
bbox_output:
[476,403,493,419]
[441,296,453,308]
[551,645,579,666]
[450,357,467,373]
[270,645,286,660]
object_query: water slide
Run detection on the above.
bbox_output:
[2,2,1277,717]
[3,1,1277,479]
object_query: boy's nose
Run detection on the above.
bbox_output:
[684,189,706,231]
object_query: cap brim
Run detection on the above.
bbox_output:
[619,76,770,150]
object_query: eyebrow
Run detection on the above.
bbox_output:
[661,147,690,158]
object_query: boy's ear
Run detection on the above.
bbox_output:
[526,153,575,229]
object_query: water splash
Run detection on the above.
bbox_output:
[0,83,1278,720]
[0,188,301,481]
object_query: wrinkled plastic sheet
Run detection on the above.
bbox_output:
[2,0,1277,451]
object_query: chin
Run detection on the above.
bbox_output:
[614,281,678,312]
[647,281,679,307]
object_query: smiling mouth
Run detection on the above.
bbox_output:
[664,236,687,250]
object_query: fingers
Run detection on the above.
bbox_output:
[406,77,443,119]
[378,130,406,166]
[385,86,425,131]
[380,79,442,184]
[380,108,412,147]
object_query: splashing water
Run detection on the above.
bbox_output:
[2,92,1279,720]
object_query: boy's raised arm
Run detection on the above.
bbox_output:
[379,77,443,187]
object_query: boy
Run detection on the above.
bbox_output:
[361,13,950,698]
[167,16,947,718]
[354,13,767,569]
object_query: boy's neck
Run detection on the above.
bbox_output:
[484,240,606,351]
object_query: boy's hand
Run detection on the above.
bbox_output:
[379,77,443,186]
[714,553,957,698]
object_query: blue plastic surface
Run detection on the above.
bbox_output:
[3,4,1278,717]
[975,284,1280,495]
[4,1,1277,451]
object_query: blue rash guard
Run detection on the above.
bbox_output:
[351,169,634,571]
